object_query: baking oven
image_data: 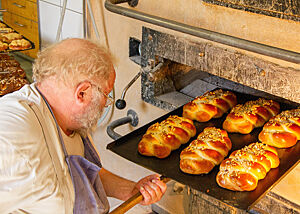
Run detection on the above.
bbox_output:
[97,0,300,213]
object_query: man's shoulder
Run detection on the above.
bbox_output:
[0,85,53,173]
[0,84,43,136]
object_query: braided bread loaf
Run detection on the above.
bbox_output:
[223,98,280,134]
[180,127,232,174]
[259,108,300,148]
[138,115,196,158]
[216,142,279,191]
[183,89,237,122]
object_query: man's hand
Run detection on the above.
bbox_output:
[132,174,167,205]
[99,169,167,205]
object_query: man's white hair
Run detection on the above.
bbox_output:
[32,38,114,86]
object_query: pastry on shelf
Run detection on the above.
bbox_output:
[1,32,23,43]
[216,142,279,191]
[0,76,29,96]
[259,108,300,148]
[180,127,232,174]
[0,66,26,79]
[0,23,7,28]
[0,59,20,68]
[9,39,31,50]
[183,89,237,122]
[223,98,280,134]
[0,27,14,34]
[138,115,196,158]
[0,41,8,51]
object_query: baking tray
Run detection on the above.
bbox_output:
[0,21,35,53]
[107,90,300,210]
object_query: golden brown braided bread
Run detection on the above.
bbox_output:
[223,98,280,134]
[180,127,232,174]
[138,115,196,158]
[182,89,237,122]
[259,108,300,148]
[216,142,279,191]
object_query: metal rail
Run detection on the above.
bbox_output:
[107,109,139,140]
[105,0,300,64]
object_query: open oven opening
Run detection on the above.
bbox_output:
[140,27,300,111]
[142,57,293,111]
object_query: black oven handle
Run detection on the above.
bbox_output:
[105,0,300,64]
[106,109,139,140]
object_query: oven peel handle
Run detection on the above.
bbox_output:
[105,0,300,64]
[109,175,170,214]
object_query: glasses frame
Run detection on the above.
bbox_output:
[91,83,114,108]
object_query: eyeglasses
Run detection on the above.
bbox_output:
[91,84,114,107]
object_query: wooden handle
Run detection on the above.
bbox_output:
[109,176,170,214]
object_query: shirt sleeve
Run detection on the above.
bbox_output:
[0,137,35,213]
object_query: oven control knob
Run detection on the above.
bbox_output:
[115,99,126,109]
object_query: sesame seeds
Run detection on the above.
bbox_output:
[193,89,232,105]
[231,98,275,116]
[269,109,300,124]
[224,143,268,173]
[197,127,224,142]
[242,143,266,156]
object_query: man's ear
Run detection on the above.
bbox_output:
[74,81,92,105]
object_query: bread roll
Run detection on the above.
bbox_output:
[1,32,22,43]
[180,127,232,174]
[216,142,279,191]
[0,41,8,51]
[259,108,300,148]
[0,77,28,96]
[138,115,196,158]
[183,89,237,122]
[0,23,7,28]
[223,98,280,134]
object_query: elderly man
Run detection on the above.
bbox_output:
[0,38,166,214]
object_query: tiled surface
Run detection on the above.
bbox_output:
[39,0,84,48]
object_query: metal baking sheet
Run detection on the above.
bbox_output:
[0,21,35,53]
[107,91,300,210]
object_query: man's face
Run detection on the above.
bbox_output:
[73,71,115,136]
[73,90,103,136]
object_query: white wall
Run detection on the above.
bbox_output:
[38,0,84,47]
